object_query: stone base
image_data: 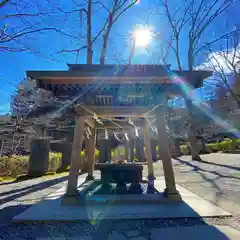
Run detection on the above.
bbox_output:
[61,194,82,205]
[148,175,156,180]
[85,175,95,182]
[192,154,202,161]
[163,188,182,201]
[62,180,181,206]
[13,179,231,222]
[56,166,69,173]
[61,179,96,206]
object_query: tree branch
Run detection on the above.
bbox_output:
[0,27,80,43]
[92,1,111,13]
[0,0,8,8]
[194,28,240,57]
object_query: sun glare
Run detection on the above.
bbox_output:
[134,28,152,47]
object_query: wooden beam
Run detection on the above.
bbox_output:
[84,117,95,129]
[75,105,157,117]
[96,123,134,129]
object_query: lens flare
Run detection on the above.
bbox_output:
[165,67,240,138]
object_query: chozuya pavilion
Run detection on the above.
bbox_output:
[27,64,211,202]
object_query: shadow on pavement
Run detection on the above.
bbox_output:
[175,158,240,180]
[0,176,68,205]
[197,159,240,172]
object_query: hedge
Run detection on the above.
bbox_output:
[180,139,240,155]
[0,152,62,178]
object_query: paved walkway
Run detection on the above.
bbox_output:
[0,153,240,239]
[160,154,240,216]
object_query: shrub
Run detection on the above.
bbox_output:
[180,145,191,155]
[207,139,239,152]
[48,152,62,172]
[95,149,99,160]
[80,151,85,157]
[0,152,63,178]
[0,155,28,177]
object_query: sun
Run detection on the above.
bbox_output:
[133,28,152,47]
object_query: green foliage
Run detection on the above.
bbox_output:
[48,152,62,172]
[111,149,116,158]
[180,139,240,155]
[80,151,85,157]
[0,155,28,177]
[180,145,191,155]
[207,139,239,152]
[0,152,62,178]
[95,149,99,160]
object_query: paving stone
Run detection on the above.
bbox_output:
[131,237,147,240]
[66,237,92,240]
[151,225,240,240]
[108,231,127,240]
[125,230,140,237]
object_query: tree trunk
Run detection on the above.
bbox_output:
[87,0,92,64]
[100,29,111,65]
[185,99,201,161]
[200,138,207,153]
[100,11,113,65]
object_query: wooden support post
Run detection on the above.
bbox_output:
[136,138,144,162]
[151,140,158,161]
[65,115,85,196]
[155,94,181,201]
[129,128,135,162]
[125,140,130,162]
[85,128,96,181]
[143,119,154,180]
[129,139,135,162]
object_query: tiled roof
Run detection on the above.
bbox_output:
[67,64,172,77]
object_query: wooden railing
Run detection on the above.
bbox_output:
[93,95,153,106]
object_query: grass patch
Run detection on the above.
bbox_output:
[0,176,16,182]
[229,172,240,178]
[15,171,69,182]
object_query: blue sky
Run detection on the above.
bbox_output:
[1,0,239,114]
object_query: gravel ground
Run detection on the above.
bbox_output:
[0,153,240,239]
[0,216,237,239]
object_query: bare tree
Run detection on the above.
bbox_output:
[204,31,240,107]
[0,0,8,8]
[58,0,138,64]
[5,77,57,154]
[0,0,77,53]
[99,0,138,64]
[161,0,239,70]
[157,0,239,160]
